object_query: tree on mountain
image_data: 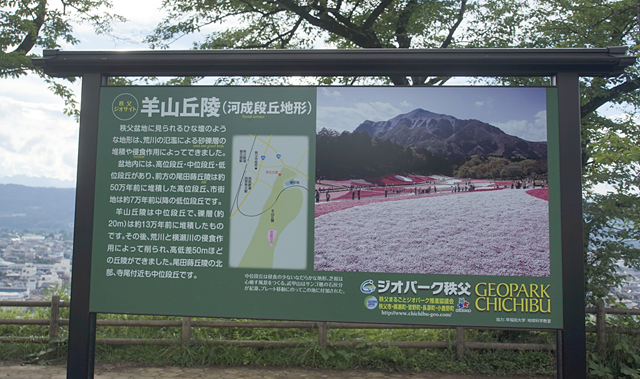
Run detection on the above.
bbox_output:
[316,129,452,179]
[1,0,124,117]
[454,155,545,180]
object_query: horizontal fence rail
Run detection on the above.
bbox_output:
[0,298,637,357]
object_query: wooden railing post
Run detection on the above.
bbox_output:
[456,327,465,358]
[596,300,606,353]
[48,295,60,345]
[318,321,328,348]
[5,300,638,354]
[182,317,191,346]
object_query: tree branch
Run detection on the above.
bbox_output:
[395,0,418,48]
[425,76,452,86]
[347,0,364,21]
[581,78,640,118]
[277,0,372,47]
[279,16,304,48]
[389,75,410,85]
[362,0,395,30]
[440,0,467,49]
[328,8,358,29]
[11,0,47,55]
[637,0,640,45]
[407,0,465,84]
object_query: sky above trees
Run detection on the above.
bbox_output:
[0,0,197,185]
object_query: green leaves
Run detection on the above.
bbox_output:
[1,0,124,118]
[589,132,640,167]
[147,0,472,53]
[589,336,640,378]
[589,354,614,379]
[1,0,122,78]
[525,0,640,305]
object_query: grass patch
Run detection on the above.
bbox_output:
[93,343,555,376]
[0,308,558,376]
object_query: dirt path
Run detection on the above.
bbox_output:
[0,361,554,379]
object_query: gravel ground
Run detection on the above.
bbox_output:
[0,361,554,379]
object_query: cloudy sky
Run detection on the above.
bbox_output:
[0,0,201,187]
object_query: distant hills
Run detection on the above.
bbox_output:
[354,108,547,160]
[0,184,75,232]
[0,175,75,188]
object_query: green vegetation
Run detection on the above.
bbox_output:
[0,0,124,118]
[0,286,554,374]
[0,310,556,376]
[0,284,638,377]
[454,155,547,180]
[469,0,640,305]
[0,305,636,377]
[316,128,451,180]
[585,315,640,378]
[91,331,556,376]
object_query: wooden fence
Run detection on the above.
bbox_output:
[1,298,638,358]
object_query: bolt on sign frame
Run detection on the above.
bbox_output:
[33,47,635,379]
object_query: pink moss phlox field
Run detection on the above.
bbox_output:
[375,174,420,186]
[315,191,453,217]
[526,188,549,201]
[334,188,385,200]
[317,180,352,187]
[314,189,550,277]
[314,188,505,217]
[351,179,375,186]
[410,175,436,182]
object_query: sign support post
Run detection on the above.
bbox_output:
[554,72,586,379]
[67,73,103,378]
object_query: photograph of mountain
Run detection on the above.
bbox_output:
[354,108,547,160]
[313,87,551,277]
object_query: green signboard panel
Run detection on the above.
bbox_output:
[90,86,562,328]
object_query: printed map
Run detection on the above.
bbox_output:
[229,135,309,269]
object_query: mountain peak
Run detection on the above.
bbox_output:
[395,108,432,117]
[354,109,546,159]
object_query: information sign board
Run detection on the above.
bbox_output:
[90,86,562,328]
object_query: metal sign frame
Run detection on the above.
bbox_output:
[32,47,636,379]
